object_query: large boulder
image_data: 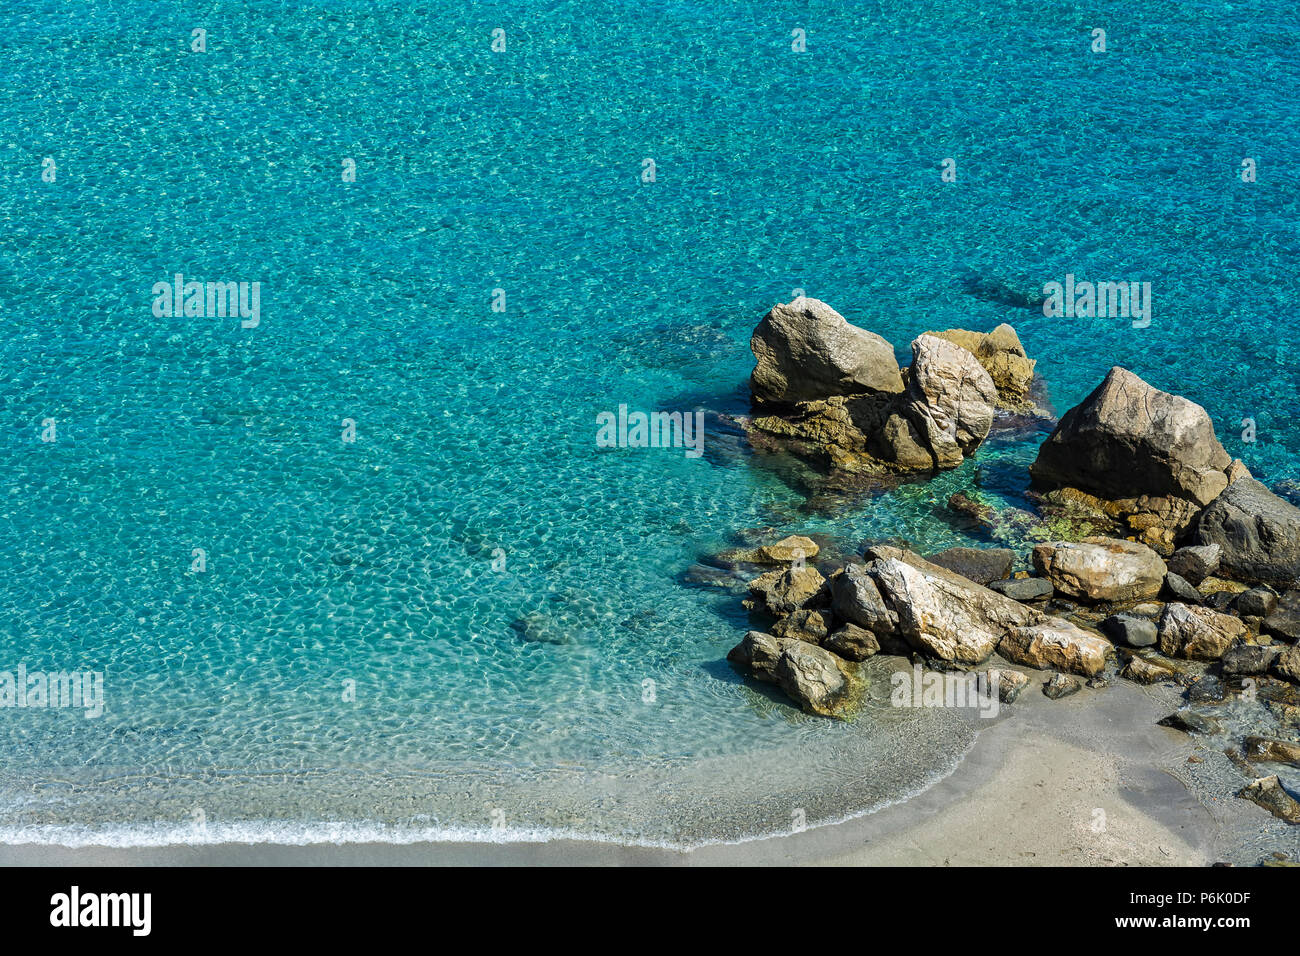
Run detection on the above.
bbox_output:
[1031,537,1167,603]
[747,565,828,616]
[931,324,1036,407]
[1156,603,1246,660]
[1193,478,1300,590]
[998,618,1112,676]
[774,641,852,717]
[1030,367,1232,507]
[831,563,899,634]
[750,298,903,405]
[726,631,856,717]
[853,546,1040,665]
[746,302,1022,484]
[901,334,998,469]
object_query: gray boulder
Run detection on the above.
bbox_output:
[1195,478,1300,590]
[1167,544,1221,585]
[925,547,1014,586]
[988,577,1054,602]
[1221,643,1282,677]
[863,547,1040,665]
[1100,613,1158,648]
[750,298,903,405]
[1030,367,1232,506]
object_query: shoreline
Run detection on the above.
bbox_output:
[1,674,1273,866]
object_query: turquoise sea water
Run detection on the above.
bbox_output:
[1,0,1298,845]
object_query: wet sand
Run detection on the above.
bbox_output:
[4,672,1281,866]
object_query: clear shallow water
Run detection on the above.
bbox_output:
[1,0,1298,844]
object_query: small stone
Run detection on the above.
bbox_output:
[1043,672,1081,699]
[1100,613,1158,648]
[1163,572,1204,605]
[822,622,880,661]
[985,668,1030,703]
[1186,676,1226,703]
[1234,587,1279,619]
[1158,710,1224,735]
[1086,676,1109,689]
[1167,544,1221,586]
[1243,737,1300,767]
[1221,643,1282,677]
[987,577,1054,602]
[1122,655,1177,684]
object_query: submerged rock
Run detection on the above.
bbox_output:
[1195,478,1300,590]
[1243,737,1300,767]
[1031,537,1166,603]
[1159,709,1224,736]
[1238,775,1300,824]
[719,534,820,566]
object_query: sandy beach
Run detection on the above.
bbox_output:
[2,673,1283,867]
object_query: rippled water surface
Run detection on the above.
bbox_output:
[1,0,1298,844]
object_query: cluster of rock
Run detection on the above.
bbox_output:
[1028,366,1252,554]
[746,297,1039,482]
[721,298,1300,824]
